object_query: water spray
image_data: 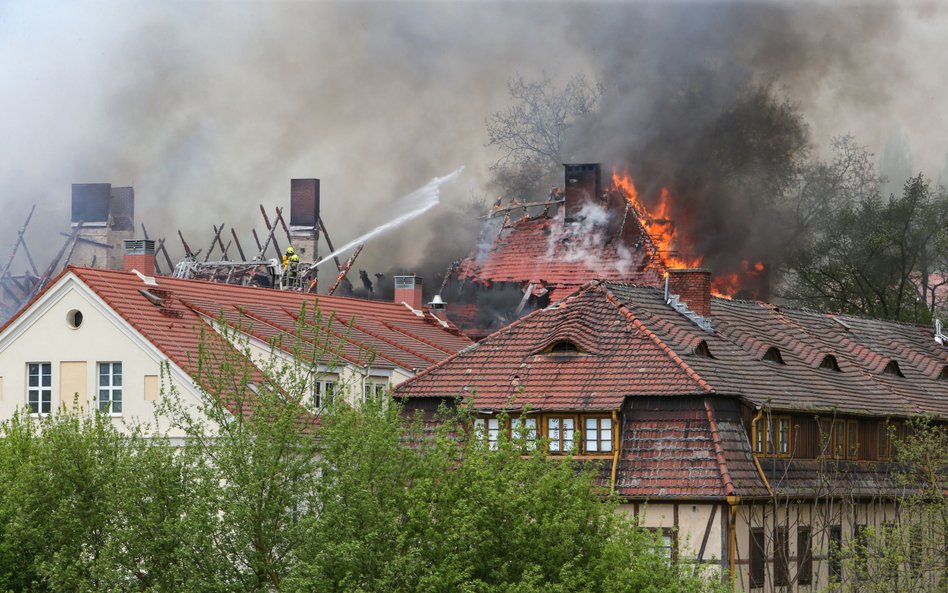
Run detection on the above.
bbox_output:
[315,166,465,268]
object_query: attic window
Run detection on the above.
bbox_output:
[545,340,583,355]
[883,360,905,378]
[938,366,948,381]
[693,340,714,358]
[762,347,786,365]
[819,355,841,372]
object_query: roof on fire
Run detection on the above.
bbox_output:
[396,281,948,418]
[456,215,662,291]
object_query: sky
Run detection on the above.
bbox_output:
[1,0,947,277]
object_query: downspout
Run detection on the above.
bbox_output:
[610,409,620,494]
[727,495,740,581]
[751,408,774,497]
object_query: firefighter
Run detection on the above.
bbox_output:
[283,246,300,288]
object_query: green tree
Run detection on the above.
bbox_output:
[486,74,603,199]
[288,403,724,593]
[828,418,946,592]
[783,172,948,321]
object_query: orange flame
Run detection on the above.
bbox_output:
[611,168,766,299]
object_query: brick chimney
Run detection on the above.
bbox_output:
[123,239,156,277]
[667,268,712,318]
[394,275,423,310]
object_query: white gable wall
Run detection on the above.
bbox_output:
[0,274,208,437]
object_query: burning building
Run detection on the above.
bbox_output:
[440,163,768,339]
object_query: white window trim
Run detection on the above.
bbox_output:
[98,362,123,416]
[27,362,52,416]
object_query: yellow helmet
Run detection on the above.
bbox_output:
[286,247,295,255]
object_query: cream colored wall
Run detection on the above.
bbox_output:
[732,499,903,593]
[619,501,725,567]
[0,276,207,437]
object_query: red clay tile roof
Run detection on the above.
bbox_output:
[608,283,948,417]
[616,399,768,499]
[456,215,662,290]
[398,281,948,418]
[395,284,710,410]
[58,267,472,382]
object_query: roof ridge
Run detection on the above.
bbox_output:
[395,285,591,393]
[601,286,714,394]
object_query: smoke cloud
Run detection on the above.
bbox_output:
[1,1,947,290]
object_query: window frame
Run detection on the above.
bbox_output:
[648,527,678,563]
[749,527,766,589]
[829,525,843,582]
[819,417,860,460]
[311,378,337,410]
[362,380,387,403]
[797,526,812,585]
[582,415,614,455]
[473,416,502,450]
[877,420,905,460]
[754,414,793,457]
[26,362,52,416]
[97,361,123,416]
[545,415,577,454]
[774,526,790,587]
[510,416,538,450]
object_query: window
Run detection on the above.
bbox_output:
[98,362,122,415]
[312,379,336,410]
[883,360,904,377]
[774,527,789,586]
[829,525,842,582]
[754,414,792,456]
[649,527,678,563]
[27,363,51,415]
[473,417,501,450]
[584,416,613,454]
[819,417,860,459]
[797,526,812,585]
[877,421,905,460]
[547,340,582,355]
[846,419,859,458]
[762,346,786,365]
[750,527,766,589]
[853,524,868,580]
[362,381,386,403]
[547,416,575,453]
[819,354,841,371]
[510,417,537,450]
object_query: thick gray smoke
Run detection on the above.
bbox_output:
[1,1,946,288]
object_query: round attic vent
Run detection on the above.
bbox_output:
[66,309,83,329]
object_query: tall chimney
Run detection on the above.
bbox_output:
[289,178,320,265]
[667,268,712,318]
[123,239,156,277]
[394,275,423,310]
[563,163,602,222]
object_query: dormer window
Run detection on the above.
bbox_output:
[539,340,586,356]
[762,347,786,365]
[938,366,948,381]
[693,340,714,358]
[819,355,841,372]
[883,360,905,378]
